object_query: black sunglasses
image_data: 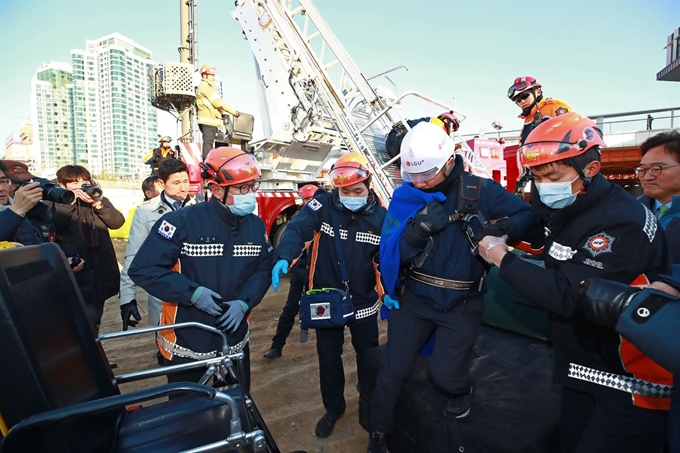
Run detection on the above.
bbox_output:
[513,92,531,103]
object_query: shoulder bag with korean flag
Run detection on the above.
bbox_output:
[299,208,355,329]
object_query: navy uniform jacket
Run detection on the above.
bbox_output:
[129,196,273,360]
[500,173,672,409]
[400,156,535,312]
[275,188,386,318]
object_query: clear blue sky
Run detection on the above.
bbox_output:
[1,0,678,143]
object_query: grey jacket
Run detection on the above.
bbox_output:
[119,193,195,326]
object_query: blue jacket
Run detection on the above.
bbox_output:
[0,204,48,245]
[615,275,680,452]
[398,156,535,312]
[129,197,274,359]
[638,194,680,264]
[275,188,386,313]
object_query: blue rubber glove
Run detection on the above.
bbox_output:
[190,286,224,316]
[271,259,289,291]
[384,294,400,310]
[217,300,249,332]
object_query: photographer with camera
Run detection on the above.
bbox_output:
[0,161,60,246]
[54,165,125,333]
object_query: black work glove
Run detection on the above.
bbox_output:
[403,201,449,247]
[579,278,640,327]
[472,218,519,242]
[121,300,142,331]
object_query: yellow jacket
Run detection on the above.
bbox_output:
[196,79,238,127]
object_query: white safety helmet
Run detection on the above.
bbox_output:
[400,121,454,183]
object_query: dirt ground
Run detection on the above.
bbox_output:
[101,239,387,453]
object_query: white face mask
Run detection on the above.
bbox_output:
[535,175,580,209]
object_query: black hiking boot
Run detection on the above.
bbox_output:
[314,410,344,438]
[262,347,282,359]
[443,386,473,418]
[367,431,389,453]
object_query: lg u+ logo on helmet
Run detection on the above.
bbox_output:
[406,159,424,167]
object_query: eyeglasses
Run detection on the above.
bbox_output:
[634,163,680,177]
[513,92,532,104]
[0,178,11,187]
[230,181,260,194]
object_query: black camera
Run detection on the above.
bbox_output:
[81,183,103,200]
[70,254,83,269]
[23,178,75,204]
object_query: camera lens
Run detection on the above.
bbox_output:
[46,187,75,204]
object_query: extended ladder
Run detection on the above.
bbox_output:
[232,0,490,203]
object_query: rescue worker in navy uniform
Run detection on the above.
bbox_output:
[478,112,672,453]
[366,121,535,452]
[271,152,387,439]
[129,147,273,392]
[263,183,319,359]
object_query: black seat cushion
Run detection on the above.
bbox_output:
[115,384,252,453]
[359,325,560,453]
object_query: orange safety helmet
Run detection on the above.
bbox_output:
[199,64,216,76]
[329,152,370,188]
[299,184,318,199]
[517,112,606,169]
[201,147,260,186]
[507,76,541,101]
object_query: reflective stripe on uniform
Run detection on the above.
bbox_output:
[355,300,380,319]
[157,330,250,361]
[568,362,673,399]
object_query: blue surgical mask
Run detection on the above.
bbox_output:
[229,193,257,216]
[339,195,367,212]
[535,175,579,209]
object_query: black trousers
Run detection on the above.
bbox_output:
[559,387,667,453]
[165,343,251,395]
[271,270,305,349]
[84,299,105,335]
[316,316,379,415]
[370,294,483,433]
[199,124,218,161]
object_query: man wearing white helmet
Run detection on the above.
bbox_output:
[367,122,534,452]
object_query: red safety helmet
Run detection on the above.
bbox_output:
[202,147,260,186]
[200,64,216,76]
[507,76,541,101]
[517,112,606,169]
[437,111,461,134]
[329,152,370,188]
[299,184,318,199]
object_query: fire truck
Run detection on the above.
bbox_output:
[148,0,493,246]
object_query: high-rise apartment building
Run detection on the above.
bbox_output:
[30,61,74,173]
[30,33,157,177]
[71,33,157,177]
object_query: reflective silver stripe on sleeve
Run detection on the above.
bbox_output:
[568,363,673,398]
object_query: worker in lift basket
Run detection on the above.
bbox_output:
[196,64,241,161]
[478,112,672,453]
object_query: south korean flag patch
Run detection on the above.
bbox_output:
[307,198,323,211]
[157,220,177,241]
